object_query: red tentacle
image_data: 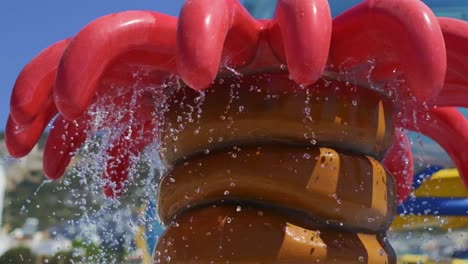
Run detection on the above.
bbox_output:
[177,0,261,89]
[103,136,132,198]
[271,0,332,85]
[43,115,89,180]
[430,18,468,107]
[5,102,57,158]
[330,0,446,101]
[383,129,414,204]
[103,122,155,198]
[10,39,70,126]
[54,11,178,119]
[399,107,468,188]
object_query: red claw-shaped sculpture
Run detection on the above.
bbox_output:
[6,0,468,198]
[6,0,468,201]
[6,0,468,263]
[7,0,468,198]
[5,1,468,261]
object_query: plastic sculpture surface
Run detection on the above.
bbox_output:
[5,0,468,263]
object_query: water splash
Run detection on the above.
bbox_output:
[8,56,454,262]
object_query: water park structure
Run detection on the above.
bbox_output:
[5,0,468,263]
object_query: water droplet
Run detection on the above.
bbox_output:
[378,248,385,256]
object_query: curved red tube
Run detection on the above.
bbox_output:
[10,39,70,126]
[400,107,468,188]
[330,0,446,101]
[5,102,57,158]
[271,0,332,85]
[103,135,133,198]
[54,11,178,120]
[430,18,468,107]
[177,0,261,89]
[103,121,155,198]
[43,115,88,180]
[383,129,414,204]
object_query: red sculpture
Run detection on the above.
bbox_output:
[5,0,468,262]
